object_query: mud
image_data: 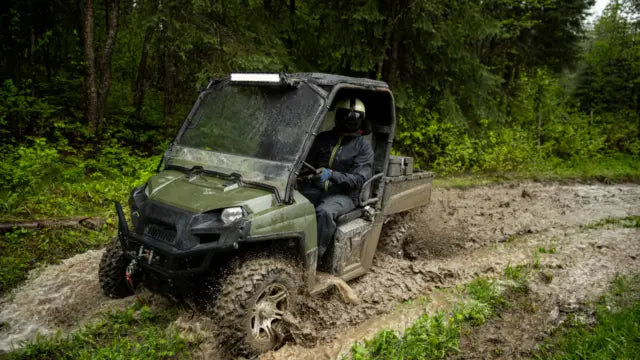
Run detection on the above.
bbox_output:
[0,250,170,352]
[260,183,640,359]
[1,182,639,356]
[455,227,640,359]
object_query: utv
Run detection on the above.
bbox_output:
[99,73,432,355]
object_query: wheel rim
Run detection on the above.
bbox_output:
[250,283,289,346]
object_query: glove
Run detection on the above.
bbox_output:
[313,167,332,182]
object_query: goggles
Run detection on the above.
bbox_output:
[336,108,365,122]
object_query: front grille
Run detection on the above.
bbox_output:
[145,223,177,244]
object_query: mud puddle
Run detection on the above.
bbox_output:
[1,182,639,356]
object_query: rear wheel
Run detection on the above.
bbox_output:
[214,257,301,356]
[99,238,133,298]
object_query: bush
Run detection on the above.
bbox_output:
[0,79,60,143]
[0,138,60,193]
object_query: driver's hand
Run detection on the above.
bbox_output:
[313,167,332,182]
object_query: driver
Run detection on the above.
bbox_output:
[301,97,374,259]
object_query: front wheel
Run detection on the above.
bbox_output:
[99,238,134,298]
[214,257,301,356]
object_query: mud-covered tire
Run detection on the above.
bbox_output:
[379,215,411,258]
[214,257,301,356]
[99,238,133,298]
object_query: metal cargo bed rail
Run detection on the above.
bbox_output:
[381,171,434,215]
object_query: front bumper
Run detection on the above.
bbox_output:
[115,202,248,279]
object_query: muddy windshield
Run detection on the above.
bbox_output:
[168,82,323,197]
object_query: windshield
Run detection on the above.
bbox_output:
[168,82,324,198]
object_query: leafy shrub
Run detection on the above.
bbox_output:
[0,138,59,193]
[0,79,60,143]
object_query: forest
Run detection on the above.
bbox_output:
[0,0,639,292]
[1,0,640,358]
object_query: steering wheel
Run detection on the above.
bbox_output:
[298,161,317,180]
[302,161,316,173]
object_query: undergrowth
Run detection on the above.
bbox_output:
[1,303,194,360]
[0,227,114,295]
[0,139,158,294]
[433,153,640,188]
[534,274,640,360]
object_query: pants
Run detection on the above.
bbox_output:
[300,187,355,258]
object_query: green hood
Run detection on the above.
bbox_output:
[146,170,275,214]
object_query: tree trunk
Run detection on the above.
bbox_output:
[163,46,174,131]
[96,0,120,136]
[82,0,119,136]
[288,0,295,48]
[83,0,99,130]
[133,27,153,119]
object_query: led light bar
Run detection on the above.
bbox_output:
[230,73,281,83]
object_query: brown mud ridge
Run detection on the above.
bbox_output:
[1,183,639,356]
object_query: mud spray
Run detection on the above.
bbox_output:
[1,183,639,357]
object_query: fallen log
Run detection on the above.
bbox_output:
[0,217,106,233]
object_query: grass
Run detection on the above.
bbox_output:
[534,274,640,360]
[433,153,640,188]
[1,303,194,360]
[582,215,640,229]
[346,276,513,360]
[0,227,115,295]
[537,246,557,254]
[0,145,158,295]
[504,263,530,293]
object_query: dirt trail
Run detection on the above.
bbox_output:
[455,227,640,359]
[1,182,639,356]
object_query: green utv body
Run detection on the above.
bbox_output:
[99,73,433,355]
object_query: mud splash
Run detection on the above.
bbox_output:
[1,182,639,356]
[0,250,137,352]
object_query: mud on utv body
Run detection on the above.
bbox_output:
[99,72,432,355]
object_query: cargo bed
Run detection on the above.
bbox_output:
[381,171,434,215]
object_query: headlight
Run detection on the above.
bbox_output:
[221,207,244,224]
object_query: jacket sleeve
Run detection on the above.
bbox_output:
[330,138,374,190]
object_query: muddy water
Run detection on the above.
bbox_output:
[1,183,639,355]
[0,250,141,352]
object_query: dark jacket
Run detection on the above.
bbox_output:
[306,129,374,202]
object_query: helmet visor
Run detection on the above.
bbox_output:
[336,108,365,122]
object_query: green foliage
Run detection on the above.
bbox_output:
[5,304,193,360]
[0,226,113,295]
[347,274,525,359]
[0,80,60,143]
[348,313,462,360]
[582,215,640,229]
[464,277,508,313]
[537,246,557,254]
[0,139,159,293]
[1,0,636,181]
[0,139,159,218]
[534,274,640,360]
[452,300,494,326]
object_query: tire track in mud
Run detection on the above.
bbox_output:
[293,183,640,339]
[454,226,640,359]
[265,227,640,360]
[1,182,639,356]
